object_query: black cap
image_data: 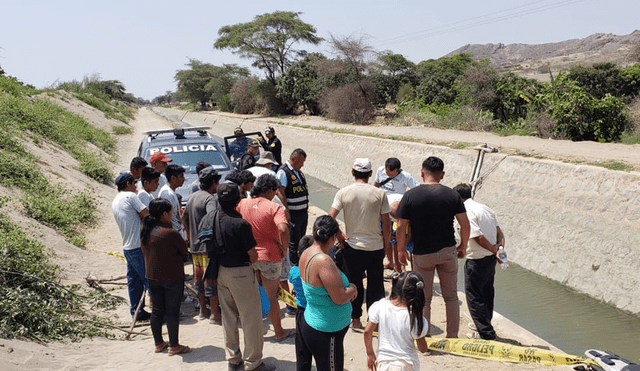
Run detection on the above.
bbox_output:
[115,173,135,189]
[198,166,220,183]
[217,183,240,203]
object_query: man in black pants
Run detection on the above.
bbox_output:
[276,148,309,266]
[454,183,505,340]
[329,158,391,329]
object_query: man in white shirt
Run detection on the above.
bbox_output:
[329,158,392,329]
[137,167,160,207]
[157,164,186,238]
[374,157,421,211]
[374,157,421,271]
[454,183,505,341]
[248,151,279,179]
[112,173,150,321]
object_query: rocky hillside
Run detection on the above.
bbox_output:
[447,30,640,80]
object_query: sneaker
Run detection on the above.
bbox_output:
[251,362,276,371]
[285,306,296,317]
[466,332,496,341]
[228,361,243,371]
[468,322,477,331]
[210,316,222,325]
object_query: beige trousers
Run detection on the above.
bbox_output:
[217,265,264,370]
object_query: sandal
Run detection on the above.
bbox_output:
[168,345,192,356]
[154,341,169,353]
[275,329,295,342]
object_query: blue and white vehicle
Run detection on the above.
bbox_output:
[137,126,233,206]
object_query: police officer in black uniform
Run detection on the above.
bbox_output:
[258,126,282,166]
[238,139,260,171]
[276,148,308,265]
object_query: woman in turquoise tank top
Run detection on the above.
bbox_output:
[297,215,358,371]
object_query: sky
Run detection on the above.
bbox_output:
[1,0,638,100]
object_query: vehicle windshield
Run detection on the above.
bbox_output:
[144,144,230,174]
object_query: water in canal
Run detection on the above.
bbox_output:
[306,175,640,361]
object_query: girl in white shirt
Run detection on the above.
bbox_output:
[364,272,429,371]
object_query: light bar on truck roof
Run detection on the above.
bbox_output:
[144,126,211,136]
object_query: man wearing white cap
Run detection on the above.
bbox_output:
[329,158,392,329]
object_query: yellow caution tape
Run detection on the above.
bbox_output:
[278,288,298,308]
[107,251,125,262]
[425,337,597,367]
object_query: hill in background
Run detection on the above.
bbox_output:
[447,30,640,81]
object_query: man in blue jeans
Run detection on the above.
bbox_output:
[112,173,151,321]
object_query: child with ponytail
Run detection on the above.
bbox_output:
[364,271,429,371]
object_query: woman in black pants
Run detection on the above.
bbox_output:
[297,216,357,371]
[141,198,191,355]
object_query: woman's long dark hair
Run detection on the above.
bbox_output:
[312,215,340,244]
[141,198,173,246]
[390,271,426,335]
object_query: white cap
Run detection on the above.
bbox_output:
[352,158,372,172]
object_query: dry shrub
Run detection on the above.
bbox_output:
[229,77,258,114]
[315,59,348,78]
[628,96,640,134]
[319,84,375,124]
[253,81,285,115]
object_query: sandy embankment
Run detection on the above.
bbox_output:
[1,106,578,371]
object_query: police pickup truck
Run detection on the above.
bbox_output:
[137,126,233,206]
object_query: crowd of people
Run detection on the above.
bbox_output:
[111,125,506,371]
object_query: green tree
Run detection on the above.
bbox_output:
[370,52,416,104]
[539,73,631,142]
[205,64,250,104]
[277,53,326,114]
[566,62,634,99]
[214,11,322,85]
[454,61,497,112]
[493,72,542,122]
[175,60,249,109]
[415,53,476,105]
[175,59,217,109]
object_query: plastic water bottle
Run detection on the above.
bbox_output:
[498,246,509,270]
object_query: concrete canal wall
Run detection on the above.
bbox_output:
[156,108,640,315]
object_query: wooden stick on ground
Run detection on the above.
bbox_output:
[126,290,147,340]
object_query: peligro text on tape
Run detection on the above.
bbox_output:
[425,337,597,367]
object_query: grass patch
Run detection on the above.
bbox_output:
[287,122,473,151]
[0,209,117,341]
[112,125,133,135]
[0,76,109,246]
[0,91,116,184]
[591,161,633,171]
[0,147,97,246]
[620,132,640,145]
[178,102,197,111]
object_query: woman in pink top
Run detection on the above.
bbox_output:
[237,174,293,341]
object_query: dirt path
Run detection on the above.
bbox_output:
[0,107,579,371]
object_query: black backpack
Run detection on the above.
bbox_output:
[197,209,225,279]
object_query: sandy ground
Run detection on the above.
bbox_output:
[0,106,580,370]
